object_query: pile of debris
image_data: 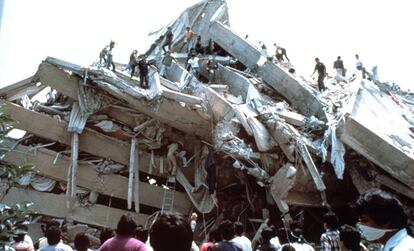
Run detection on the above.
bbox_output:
[1,0,414,245]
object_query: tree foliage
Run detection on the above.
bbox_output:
[0,104,36,247]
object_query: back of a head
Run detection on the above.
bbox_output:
[281,244,296,251]
[135,225,149,243]
[276,228,291,244]
[261,227,274,242]
[43,220,60,234]
[339,224,360,251]
[74,232,90,251]
[150,212,193,251]
[354,189,407,229]
[209,227,222,242]
[234,221,244,236]
[100,227,114,244]
[218,220,234,241]
[323,211,340,230]
[46,225,61,245]
[116,214,138,237]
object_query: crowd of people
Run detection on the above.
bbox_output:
[5,188,413,251]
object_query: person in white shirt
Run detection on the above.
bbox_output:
[38,225,73,251]
[232,221,252,251]
[355,189,414,251]
[187,54,200,78]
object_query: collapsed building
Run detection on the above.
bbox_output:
[1,0,414,246]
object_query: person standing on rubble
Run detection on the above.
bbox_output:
[333,56,345,77]
[207,51,219,84]
[274,43,290,62]
[106,40,116,71]
[312,58,327,92]
[163,27,174,54]
[160,51,176,77]
[128,50,139,78]
[184,26,196,53]
[138,54,149,88]
[355,54,366,79]
[187,53,200,78]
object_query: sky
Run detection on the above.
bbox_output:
[0,0,413,90]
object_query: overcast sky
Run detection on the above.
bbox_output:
[0,0,413,90]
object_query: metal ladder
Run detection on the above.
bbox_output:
[161,176,176,213]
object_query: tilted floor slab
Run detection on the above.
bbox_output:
[208,21,325,119]
[339,82,414,189]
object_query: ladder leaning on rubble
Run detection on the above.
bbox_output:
[161,176,176,213]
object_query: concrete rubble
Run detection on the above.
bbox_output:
[1,0,414,245]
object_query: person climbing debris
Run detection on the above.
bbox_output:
[99,45,109,65]
[312,57,327,91]
[167,143,179,176]
[184,26,196,53]
[194,35,203,55]
[333,56,345,77]
[128,50,139,78]
[137,54,149,88]
[274,43,290,62]
[162,27,174,54]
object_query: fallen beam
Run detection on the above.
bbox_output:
[208,21,325,119]
[1,188,147,229]
[0,75,46,101]
[2,143,192,212]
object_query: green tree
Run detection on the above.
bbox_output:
[0,104,36,249]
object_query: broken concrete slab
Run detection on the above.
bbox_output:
[339,82,414,189]
[207,21,326,119]
[2,143,192,211]
[36,61,212,141]
[2,187,147,228]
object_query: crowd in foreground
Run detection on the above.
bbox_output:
[5,189,414,251]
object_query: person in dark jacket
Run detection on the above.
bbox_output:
[312,57,326,91]
[333,56,345,77]
[138,54,149,88]
[162,27,174,54]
